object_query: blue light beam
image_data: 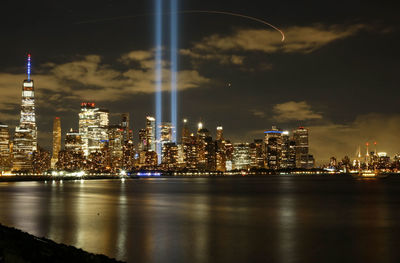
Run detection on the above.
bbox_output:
[170,0,178,143]
[155,0,163,163]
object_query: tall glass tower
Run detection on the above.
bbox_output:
[13,54,38,171]
[51,117,61,168]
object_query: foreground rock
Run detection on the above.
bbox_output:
[0,223,125,263]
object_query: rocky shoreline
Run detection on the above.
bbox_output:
[0,223,125,263]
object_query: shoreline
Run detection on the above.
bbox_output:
[0,223,124,262]
[0,173,399,182]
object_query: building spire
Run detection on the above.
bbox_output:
[27,53,31,81]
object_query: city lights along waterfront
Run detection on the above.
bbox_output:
[1,54,400,178]
[1,1,400,262]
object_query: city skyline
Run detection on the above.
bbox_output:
[0,0,399,163]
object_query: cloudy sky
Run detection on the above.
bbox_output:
[0,0,399,163]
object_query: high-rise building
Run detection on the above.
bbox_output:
[65,129,83,153]
[160,122,173,143]
[162,142,179,170]
[13,54,38,171]
[197,126,210,170]
[264,126,283,169]
[181,119,190,144]
[250,139,264,169]
[138,128,147,152]
[233,143,251,170]
[57,129,85,170]
[79,102,109,156]
[183,133,199,170]
[145,116,156,151]
[216,126,224,141]
[108,125,124,170]
[293,127,314,169]
[281,131,296,169]
[51,117,61,168]
[215,139,226,172]
[121,113,131,143]
[0,123,11,171]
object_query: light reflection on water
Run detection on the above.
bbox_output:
[0,177,400,263]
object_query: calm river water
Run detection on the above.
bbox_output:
[1,176,400,263]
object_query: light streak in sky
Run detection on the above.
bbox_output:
[180,10,285,41]
[170,0,178,143]
[76,10,285,42]
[155,0,163,163]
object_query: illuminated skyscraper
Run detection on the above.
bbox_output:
[162,142,179,170]
[233,143,251,170]
[0,123,11,171]
[138,128,147,152]
[13,54,38,171]
[216,126,224,141]
[281,131,296,169]
[293,127,314,169]
[79,102,109,156]
[250,139,264,169]
[65,129,83,153]
[264,126,283,169]
[181,119,190,144]
[108,125,124,170]
[51,117,61,168]
[121,113,131,143]
[145,116,156,151]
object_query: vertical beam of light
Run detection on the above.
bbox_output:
[155,0,163,163]
[170,0,178,143]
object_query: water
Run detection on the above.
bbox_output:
[0,176,400,263]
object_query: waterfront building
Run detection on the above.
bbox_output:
[264,126,283,169]
[293,127,314,169]
[181,119,190,144]
[138,128,147,152]
[32,147,50,174]
[205,136,216,171]
[145,116,156,151]
[121,113,131,143]
[224,140,234,170]
[13,54,38,171]
[215,139,227,172]
[233,143,251,170]
[0,123,11,171]
[79,102,109,156]
[122,140,136,170]
[57,129,85,170]
[108,125,124,170]
[183,133,199,170]
[51,117,61,169]
[250,139,264,169]
[162,142,179,170]
[281,131,296,169]
[197,125,210,170]
[216,126,224,141]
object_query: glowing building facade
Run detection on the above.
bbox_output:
[13,54,37,171]
[0,123,11,171]
[51,117,61,168]
[79,102,109,156]
[233,143,251,170]
[145,116,156,152]
[264,127,283,170]
[293,127,314,169]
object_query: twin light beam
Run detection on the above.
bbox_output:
[155,0,178,162]
[77,6,285,162]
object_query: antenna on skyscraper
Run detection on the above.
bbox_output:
[27,53,31,81]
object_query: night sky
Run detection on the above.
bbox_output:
[0,0,399,163]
